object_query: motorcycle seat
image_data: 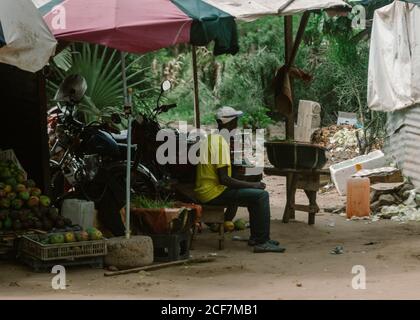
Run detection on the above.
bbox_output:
[111,130,128,143]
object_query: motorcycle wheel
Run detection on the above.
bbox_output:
[108,163,158,201]
[49,164,85,207]
[94,162,158,237]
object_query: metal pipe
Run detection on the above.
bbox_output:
[121,52,128,104]
[192,46,200,128]
[125,114,132,239]
[121,51,132,239]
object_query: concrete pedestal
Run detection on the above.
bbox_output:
[105,236,153,269]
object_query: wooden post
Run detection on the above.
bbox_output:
[289,12,310,67]
[192,46,200,129]
[284,16,293,63]
[284,16,294,140]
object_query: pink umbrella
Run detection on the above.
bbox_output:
[39,0,192,54]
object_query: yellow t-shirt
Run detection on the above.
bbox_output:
[194,134,232,203]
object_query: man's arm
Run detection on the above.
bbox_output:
[217,166,265,190]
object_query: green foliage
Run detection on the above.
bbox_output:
[47,44,152,122]
[240,106,274,130]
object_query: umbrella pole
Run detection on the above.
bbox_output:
[192,46,200,129]
[121,52,132,239]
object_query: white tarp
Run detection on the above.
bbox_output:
[0,0,56,73]
[368,1,420,112]
[203,0,349,21]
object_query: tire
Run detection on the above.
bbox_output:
[49,164,65,203]
[95,162,158,236]
[49,164,84,208]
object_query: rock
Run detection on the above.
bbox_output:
[370,201,381,213]
[398,183,416,198]
[370,190,379,203]
[324,205,345,214]
[107,266,119,272]
[105,236,154,269]
[378,194,398,207]
[416,194,420,207]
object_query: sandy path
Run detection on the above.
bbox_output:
[2,176,420,299]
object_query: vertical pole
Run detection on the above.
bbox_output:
[125,113,132,239]
[192,46,200,129]
[121,52,132,239]
[284,15,294,140]
[121,52,128,105]
[284,16,293,63]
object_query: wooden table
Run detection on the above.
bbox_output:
[264,167,330,225]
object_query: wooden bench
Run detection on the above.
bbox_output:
[264,167,330,225]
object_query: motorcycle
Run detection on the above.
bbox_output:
[49,75,158,235]
[131,80,197,199]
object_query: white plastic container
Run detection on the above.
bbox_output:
[329,150,386,195]
[61,199,95,230]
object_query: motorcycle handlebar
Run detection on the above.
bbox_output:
[154,103,177,114]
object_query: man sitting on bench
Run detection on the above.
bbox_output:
[194,107,285,253]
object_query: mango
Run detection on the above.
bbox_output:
[39,195,51,207]
[19,191,30,201]
[75,231,89,242]
[6,192,16,200]
[234,219,247,231]
[15,184,26,193]
[30,187,42,197]
[64,232,76,243]
[224,221,235,232]
[49,233,65,244]
[27,196,40,208]
[0,198,10,209]
[11,199,23,210]
[86,227,103,240]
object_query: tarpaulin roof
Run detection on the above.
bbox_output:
[0,0,56,73]
[33,0,349,55]
[203,0,350,21]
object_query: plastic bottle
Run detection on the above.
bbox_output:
[346,164,371,219]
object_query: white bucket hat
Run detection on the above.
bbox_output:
[216,106,243,124]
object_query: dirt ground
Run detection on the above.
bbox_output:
[2,174,420,300]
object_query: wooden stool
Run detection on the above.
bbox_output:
[264,167,330,225]
[173,183,225,250]
[200,205,225,250]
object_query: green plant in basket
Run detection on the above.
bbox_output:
[131,195,174,209]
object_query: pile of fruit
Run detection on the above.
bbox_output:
[39,227,103,245]
[0,159,70,232]
[210,218,249,233]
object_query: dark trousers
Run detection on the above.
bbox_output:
[207,188,271,244]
